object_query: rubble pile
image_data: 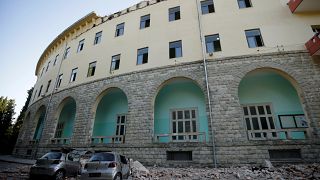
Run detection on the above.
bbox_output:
[132,162,320,180]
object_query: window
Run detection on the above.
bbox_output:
[63,47,71,59]
[87,61,96,77]
[205,34,221,53]
[45,80,51,93]
[169,40,182,58]
[53,54,59,66]
[40,67,45,77]
[171,108,198,141]
[311,25,320,33]
[94,31,102,45]
[114,115,126,143]
[242,104,276,139]
[70,68,78,82]
[115,23,125,37]
[77,39,85,52]
[33,90,37,101]
[279,114,307,129]
[238,0,252,8]
[137,47,149,65]
[201,0,215,14]
[111,54,120,71]
[140,15,150,29]
[245,29,264,48]
[46,61,51,72]
[38,85,43,97]
[56,74,63,88]
[167,151,192,161]
[169,6,180,21]
[55,122,64,138]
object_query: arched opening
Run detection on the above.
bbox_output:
[33,106,46,141]
[238,69,308,140]
[154,78,209,143]
[92,88,128,144]
[21,113,31,139]
[53,97,76,144]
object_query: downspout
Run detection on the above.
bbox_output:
[195,0,217,168]
[33,42,68,159]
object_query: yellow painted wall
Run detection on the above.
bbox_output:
[30,0,320,104]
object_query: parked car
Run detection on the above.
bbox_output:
[81,152,131,180]
[29,150,86,180]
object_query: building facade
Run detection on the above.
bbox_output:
[14,0,320,167]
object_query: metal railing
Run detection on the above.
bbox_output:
[91,135,125,144]
[154,132,206,143]
[29,140,39,145]
[247,128,308,141]
[51,138,70,145]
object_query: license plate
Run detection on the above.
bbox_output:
[89,173,101,177]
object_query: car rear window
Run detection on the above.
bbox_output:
[89,153,115,162]
[41,152,62,160]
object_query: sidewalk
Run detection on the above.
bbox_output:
[0,155,35,165]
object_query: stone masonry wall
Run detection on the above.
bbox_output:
[14,50,320,167]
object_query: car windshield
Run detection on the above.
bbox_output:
[41,152,62,160]
[89,153,115,162]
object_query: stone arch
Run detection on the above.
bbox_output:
[53,97,77,139]
[237,67,310,140]
[33,105,46,140]
[153,76,209,142]
[90,87,129,143]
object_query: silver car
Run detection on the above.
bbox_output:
[29,151,81,180]
[81,152,131,180]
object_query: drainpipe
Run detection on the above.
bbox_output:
[195,0,217,168]
[33,42,68,159]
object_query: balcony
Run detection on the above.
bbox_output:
[154,132,206,143]
[288,0,320,13]
[247,128,309,141]
[51,138,70,145]
[91,135,125,144]
[305,33,320,56]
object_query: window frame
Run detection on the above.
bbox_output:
[242,103,277,140]
[53,54,59,66]
[137,47,149,65]
[114,114,127,143]
[110,54,121,71]
[201,0,215,14]
[69,68,78,83]
[45,80,51,93]
[38,85,43,97]
[238,0,252,9]
[170,107,199,142]
[115,23,125,37]
[169,6,181,22]
[46,61,51,72]
[245,28,264,48]
[169,40,183,59]
[94,31,102,45]
[140,14,151,29]
[63,47,71,59]
[77,39,85,53]
[205,34,221,53]
[87,61,97,77]
[56,74,63,88]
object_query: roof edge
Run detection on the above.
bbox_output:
[35,12,100,75]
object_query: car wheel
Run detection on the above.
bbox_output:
[113,173,122,180]
[54,170,65,180]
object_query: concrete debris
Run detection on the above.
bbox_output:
[131,163,320,180]
[132,161,150,178]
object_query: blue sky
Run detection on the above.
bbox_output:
[0,0,141,119]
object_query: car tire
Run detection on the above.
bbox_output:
[53,170,65,180]
[113,173,122,180]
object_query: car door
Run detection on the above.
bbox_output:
[120,155,130,178]
[66,153,81,176]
